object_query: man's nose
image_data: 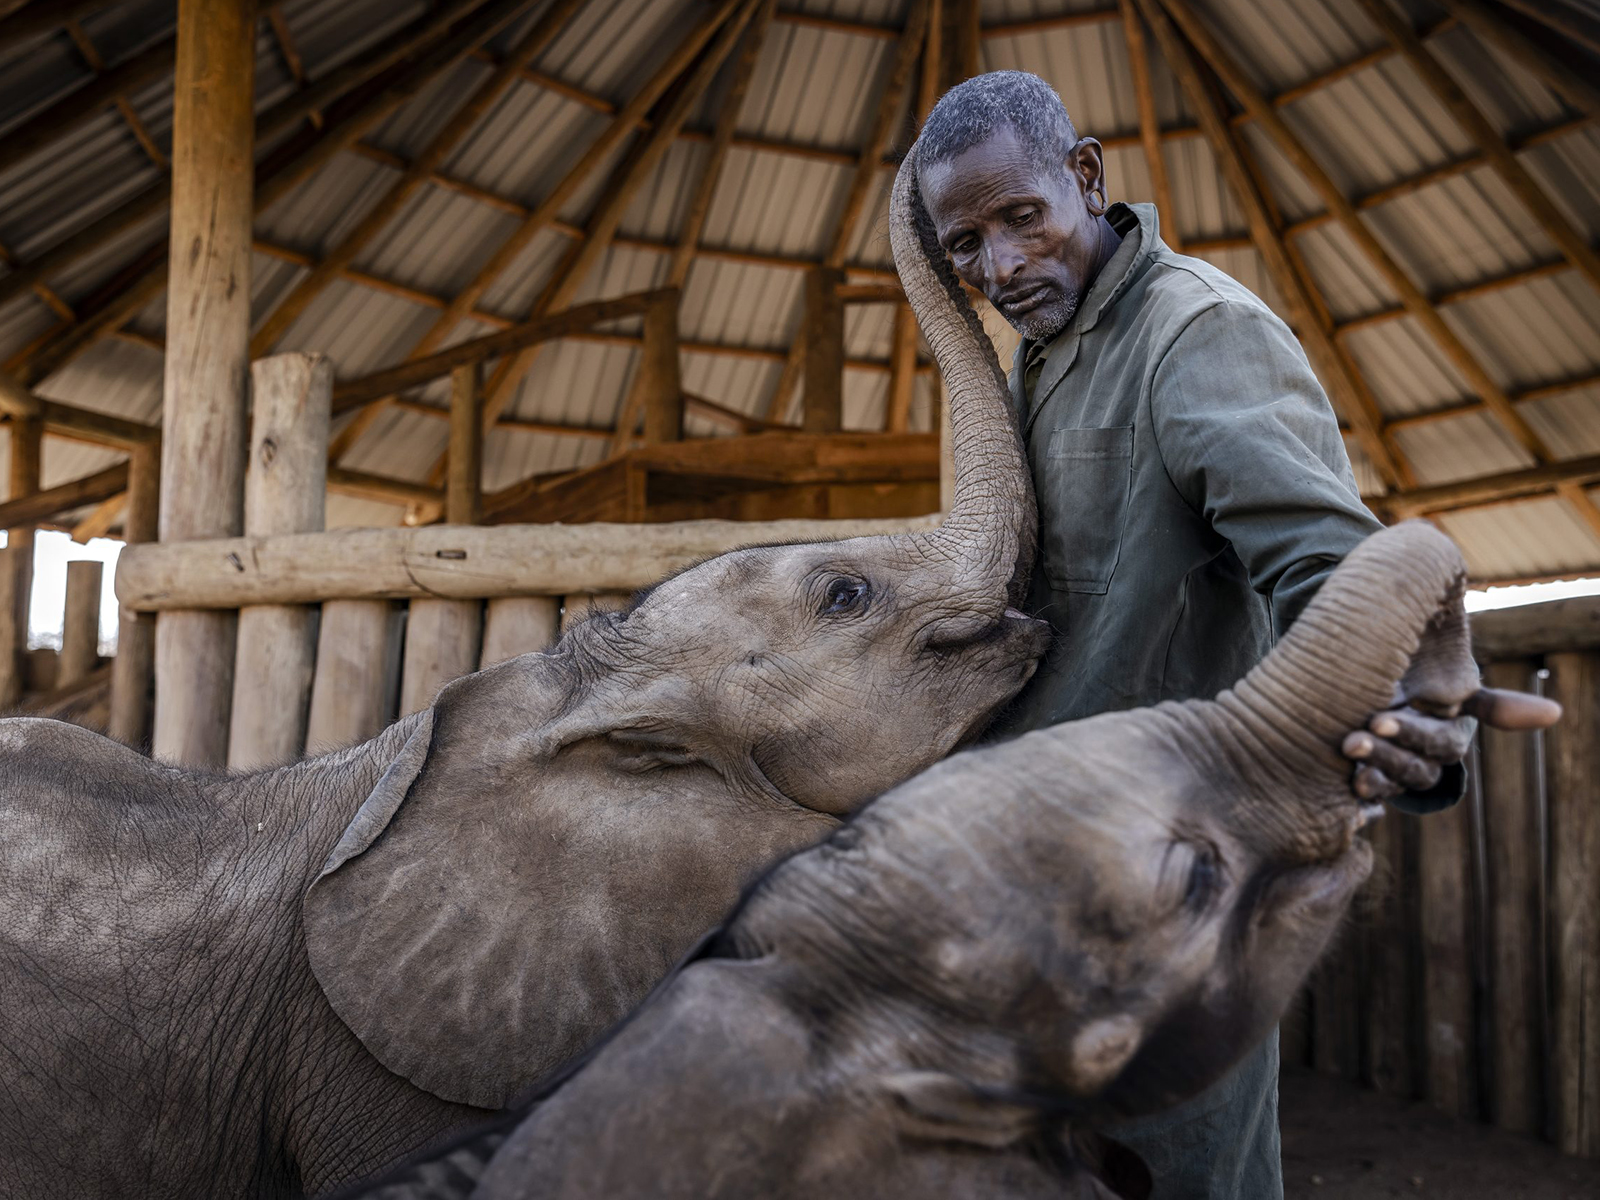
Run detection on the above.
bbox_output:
[986,239,1026,291]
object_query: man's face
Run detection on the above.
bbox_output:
[920,126,1105,342]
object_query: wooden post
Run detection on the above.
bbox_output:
[1544,649,1600,1156]
[153,0,255,767]
[447,362,483,525]
[58,560,102,686]
[108,441,158,745]
[885,306,919,433]
[5,414,40,700]
[1311,927,1361,1082]
[1418,795,1479,1118]
[639,292,684,444]
[0,546,20,706]
[1480,658,1545,1136]
[305,600,400,753]
[802,266,845,434]
[1362,812,1417,1098]
[227,354,331,768]
[402,362,486,714]
[480,596,560,667]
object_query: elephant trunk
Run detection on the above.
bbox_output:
[888,143,1037,609]
[1207,521,1479,858]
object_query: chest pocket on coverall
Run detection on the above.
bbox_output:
[1042,425,1134,595]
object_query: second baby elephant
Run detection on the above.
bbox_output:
[0,134,1045,1198]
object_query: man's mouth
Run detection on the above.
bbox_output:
[996,283,1052,315]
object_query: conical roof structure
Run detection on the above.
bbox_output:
[1,0,1597,583]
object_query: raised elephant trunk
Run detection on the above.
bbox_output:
[1210,520,1479,857]
[889,142,1037,608]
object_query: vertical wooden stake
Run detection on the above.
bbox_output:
[228,354,331,768]
[153,0,255,766]
[0,546,20,706]
[1418,796,1480,1118]
[885,305,918,433]
[3,415,40,701]
[1544,649,1600,1156]
[802,266,844,434]
[480,596,560,667]
[58,560,103,686]
[1480,658,1545,1136]
[448,361,483,525]
[639,291,683,444]
[1362,811,1417,1098]
[109,441,159,746]
[1119,0,1181,251]
[305,599,400,753]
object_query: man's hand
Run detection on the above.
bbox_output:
[1341,687,1562,802]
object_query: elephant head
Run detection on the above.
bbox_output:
[455,520,1553,1199]
[300,143,1046,1110]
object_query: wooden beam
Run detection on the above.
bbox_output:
[5,415,42,703]
[447,363,483,524]
[1120,0,1181,251]
[325,467,445,509]
[249,0,579,357]
[151,0,255,768]
[62,18,169,169]
[1436,0,1600,118]
[0,0,115,53]
[329,288,672,416]
[1356,0,1600,294]
[1386,452,1600,517]
[1136,0,1406,491]
[71,491,126,543]
[57,560,102,687]
[765,0,931,422]
[107,440,158,747]
[885,305,919,434]
[639,292,685,445]
[115,514,946,611]
[803,266,845,434]
[0,462,126,528]
[1155,0,1600,535]
[1493,0,1600,58]
[982,7,1117,37]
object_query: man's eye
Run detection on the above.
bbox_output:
[1009,209,1037,227]
[950,236,977,256]
[821,577,870,615]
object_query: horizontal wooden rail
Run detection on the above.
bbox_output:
[0,462,127,528]
[330,288,673,414]
[115,516,941,610]
[1385,452,1600,517]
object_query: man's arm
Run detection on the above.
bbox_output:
[1148,298,1469,810]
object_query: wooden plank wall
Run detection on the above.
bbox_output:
[1286,644,1600,1158]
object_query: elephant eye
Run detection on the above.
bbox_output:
[821,576,871,616]
[1184,845,1222,911]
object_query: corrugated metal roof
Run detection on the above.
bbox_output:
[2,0,1599,582]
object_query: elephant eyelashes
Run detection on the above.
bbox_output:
[1183,845,1222,912]
[820,577,871,616]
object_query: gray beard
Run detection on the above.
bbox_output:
[1012,290,1081,343]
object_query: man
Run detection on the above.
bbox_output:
[915,70,1493,1198]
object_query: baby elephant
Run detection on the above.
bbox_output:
[353,521,1557,1200]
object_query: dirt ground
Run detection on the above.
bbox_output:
[1280,1068,1600,1200]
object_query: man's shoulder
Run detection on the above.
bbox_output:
[1131,248,1284,339]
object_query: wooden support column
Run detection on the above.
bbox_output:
[447,363,483,524]
[885,304,919,433]
[1418,794,1480,1119]
[640,291,684,444]
[305,600,401,752]
[1119,0,1181,250]
[939,0,980,84]
[1362,813,1418,1098]
[401,362,485,715]
[153,0,254,767]
[227,354,331,768]
[803,266,845,433]
[480,597,560,667]
[108,441,158,746]
[5,414,40,698]
[0,547,19,706]
[58,560,102,686]
[1544,650,1600,1157]
[1311,925,1362,1082]
[1480,658,1545,1137]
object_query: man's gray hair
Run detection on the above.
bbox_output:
[918,70,1078,175]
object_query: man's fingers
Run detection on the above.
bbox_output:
[1347,733,1443,793]
[1366,708,1476,762]
[1464,687,1562,731]
[1352,763,1401,801]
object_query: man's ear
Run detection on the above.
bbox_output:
[881,1071,1037,1149]
[1068,136,1107,203]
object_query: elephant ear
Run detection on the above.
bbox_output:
[300,662,735,1109]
